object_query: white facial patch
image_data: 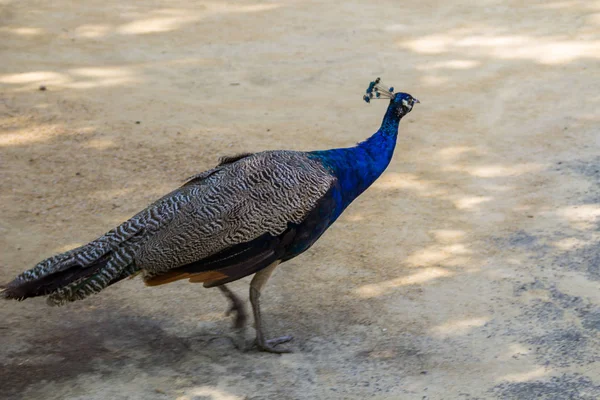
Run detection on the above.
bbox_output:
[401,99,411,109]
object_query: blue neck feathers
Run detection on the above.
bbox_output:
[309,102,403,219]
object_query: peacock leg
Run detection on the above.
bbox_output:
[250,261,293,353]
[218,284,247,329]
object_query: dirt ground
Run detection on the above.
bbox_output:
[1,0,599,399]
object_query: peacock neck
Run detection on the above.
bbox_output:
[309,103,402,218]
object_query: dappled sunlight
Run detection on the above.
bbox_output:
[404,34,456,54]
[416,59,480,71]
[118,14,202,35]
[499,367,549,383]
[534,1,600,11]
[0,124,62,147]
[480,183,515,193]
[453,195,493,210]
[444,163,546,178]
[74,24,111,38]
[70,67,130,78]
[343,212,365,222]
[0,71,69,85]
[401,33,600,64]
[355,267,453,298]
[203,2,282,14]
[405,243,472,268]
[373,172,447,197]
[554,204,600,230]
[460,36,599,64]
[0,123,97,148]
[0,66,140,92]
[0,57,224,92]
[552,237,591,251]
[430,317,489,338]
[69,3,283,37]
[67,67,138,89]
[0,27,45,36]
[436,146,480,160]
[176,386,244,400]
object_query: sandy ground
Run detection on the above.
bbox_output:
[1,0,600,399]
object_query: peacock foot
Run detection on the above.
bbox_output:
[255,335,293,353]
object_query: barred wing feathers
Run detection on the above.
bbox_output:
[139,150,335,282]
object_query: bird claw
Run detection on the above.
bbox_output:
[255,335,293,354]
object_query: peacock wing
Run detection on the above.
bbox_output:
[136,151,336,280]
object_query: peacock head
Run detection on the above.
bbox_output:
[363,77,419,116]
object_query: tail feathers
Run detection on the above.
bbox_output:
[3,246,140,305]
[46,257,140,306]
[3,213,149,304]
[6,241,112,298]
[2,253,111,301]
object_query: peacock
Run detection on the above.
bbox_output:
[2,78,419,353]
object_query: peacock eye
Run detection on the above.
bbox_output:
[401,99,409,107]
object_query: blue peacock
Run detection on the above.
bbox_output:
[2,78,419,353]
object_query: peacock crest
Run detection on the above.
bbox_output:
[363,77,395,103]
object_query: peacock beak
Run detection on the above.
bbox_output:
[413,98,420,104]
